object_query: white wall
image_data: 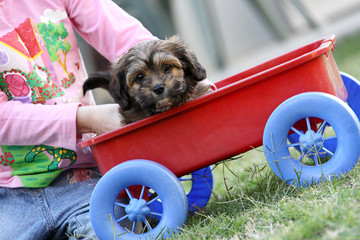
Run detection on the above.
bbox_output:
[170,0,360,80]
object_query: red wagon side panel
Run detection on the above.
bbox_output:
[80,36,346,177]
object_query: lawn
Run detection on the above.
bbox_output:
[170,31,360,240]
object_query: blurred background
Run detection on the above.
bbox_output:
[78,0,360,103]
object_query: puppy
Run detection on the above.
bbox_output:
[83,36,213,124]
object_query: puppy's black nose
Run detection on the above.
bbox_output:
[153,84,165,95]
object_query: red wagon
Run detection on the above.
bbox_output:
[79,35,360,239]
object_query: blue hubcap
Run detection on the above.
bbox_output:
[299,130,324,155]
[125,198,150,222]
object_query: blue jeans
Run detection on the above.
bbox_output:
[0,169,101,240]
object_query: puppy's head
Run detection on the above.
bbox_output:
[109,36,207,115]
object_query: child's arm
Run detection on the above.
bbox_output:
[0,93,124,150]
[62,0,156,62]
[0,0,155,150]
[0,92,79,150]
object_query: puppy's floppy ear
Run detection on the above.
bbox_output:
[83,72,111,95]
[108,67,132,111]
[166,35,207,82]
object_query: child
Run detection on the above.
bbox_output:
[0,0,155,239]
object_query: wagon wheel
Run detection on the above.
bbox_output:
[149,167,213,220]
[287,119,336,158]
[90,160,188,240]
[287,72,360,155]
[263,92,360,187]
[180,167,213,212]
[341,72,360,120]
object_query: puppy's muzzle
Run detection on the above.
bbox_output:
[153,84,165,95]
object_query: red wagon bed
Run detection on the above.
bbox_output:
[83,35,360,240]
[79,35,345,177]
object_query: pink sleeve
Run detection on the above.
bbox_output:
[0,92,79,151]
[62,0,156,62]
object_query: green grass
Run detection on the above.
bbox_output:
[168,31,360,240]
[173,161,360,240]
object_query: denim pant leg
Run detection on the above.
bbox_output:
[46,170,139,239]
[0,169,129,240]
[44,169,101,240]
[0,187,53,240]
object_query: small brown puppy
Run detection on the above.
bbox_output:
[83,36,212,124]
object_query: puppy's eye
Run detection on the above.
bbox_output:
[134,74,145,83]
[163,64,173,73]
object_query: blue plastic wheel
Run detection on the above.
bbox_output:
[149,167,213,219]
[90,160,188,240]
[181,167,213,212]
[341,71,360,120]
[287,122,336,158]
[287,72,360,157]
[263,92,360,187]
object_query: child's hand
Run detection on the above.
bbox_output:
[76,104,124,135]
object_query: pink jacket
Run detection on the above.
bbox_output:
[0,0,154,187]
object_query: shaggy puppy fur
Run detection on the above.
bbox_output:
[83,36,212,124]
